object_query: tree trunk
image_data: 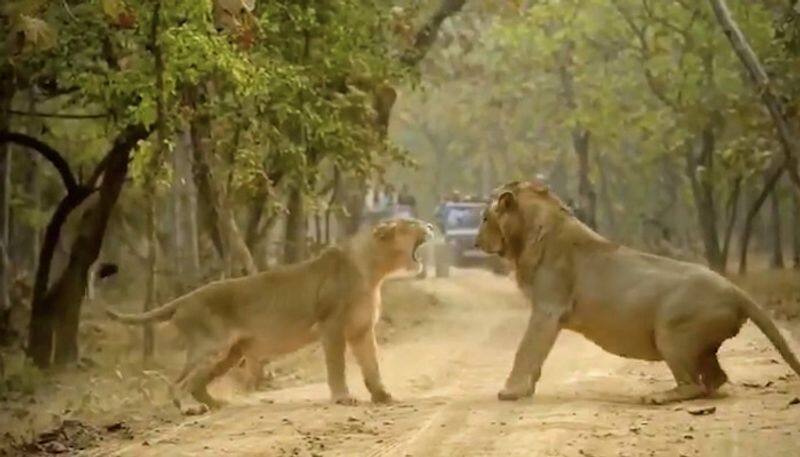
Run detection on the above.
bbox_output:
[51,125,148,366]
[195,130,257,277]
[685,129,724,272]
[141,0,165,361]
[176,129,200,283]
[142,198,157,360]
[0,76,11,344]
[27,189,91,366]
[769,182,785,269]
[739,165,785,275]
[284,185,307,264]
[186,89,225,260]
[596,154,617,236]
[792,190,800,269]
[572,128,597,229]
[721,177,742,264]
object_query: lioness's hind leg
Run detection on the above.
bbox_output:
[178,336,252,413]
[642,331,707,405]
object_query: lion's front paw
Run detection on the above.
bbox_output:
[639,394,667,405]
[497,385,534,401]
[371,390,393,404]
[332,394,359,406]
[180,401,209,416]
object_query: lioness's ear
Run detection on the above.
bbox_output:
[372,222,396,240]
[497,191,517,212]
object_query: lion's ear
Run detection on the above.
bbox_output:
[372,222,396,240]
[497,191,517,212]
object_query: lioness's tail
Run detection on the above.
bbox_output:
[106,299,179,325]
[739,296,800,376]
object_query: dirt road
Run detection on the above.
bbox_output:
[88,269,800,457]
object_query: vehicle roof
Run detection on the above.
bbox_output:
[441,201,486,208]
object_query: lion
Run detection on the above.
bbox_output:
[476,180,800,404]
[107,218,434,414]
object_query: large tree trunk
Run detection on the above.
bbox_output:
[284,185,307,264]
[769,182,785,269]
[50,125,148,366]
[739,165,785,274]
[26,190,91,366]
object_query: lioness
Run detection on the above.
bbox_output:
[476,180,800,404]
[107,218,434,414]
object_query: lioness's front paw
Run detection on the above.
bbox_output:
[371,390,393,404]
[332,394,359,406]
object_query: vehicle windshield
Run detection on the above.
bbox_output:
[444,206,482,229]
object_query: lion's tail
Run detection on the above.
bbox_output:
[106,299,180,325]
[739,296,800,377]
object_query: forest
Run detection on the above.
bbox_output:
[1,1,800,456]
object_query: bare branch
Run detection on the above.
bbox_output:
[8,109,109,120]
[708,0,800,196]
[0,131,80,192]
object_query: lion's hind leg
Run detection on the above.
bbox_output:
[699,345,728,394]
[641,330,708,405]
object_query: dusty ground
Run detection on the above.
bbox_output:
[3,268,800,456]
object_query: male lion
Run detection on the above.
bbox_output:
[107,218,433,414]
[476,180,800,404]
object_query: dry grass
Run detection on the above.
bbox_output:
[733,269,800,322]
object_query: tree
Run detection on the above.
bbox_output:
[708,0,800,196]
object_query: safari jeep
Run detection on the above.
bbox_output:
[434,201,507,276]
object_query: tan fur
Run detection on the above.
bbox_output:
[108,218,433,414]
[477,180,800,404]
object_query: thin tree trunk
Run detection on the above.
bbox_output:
[739,165,785,274]
[284,185,307,264]
[191,124,257,276]
[186,88,225,260]
[596,154,617,235]
[721,176,742,263]
[685,130,724,272]
[558,41,596,229]
[792,190,800,269]
[176,129,200,282]
[141,0,166,361]
[573,128,596,229]
[769,181,785,269]
[0,76,11,343]
[142,198,157,360]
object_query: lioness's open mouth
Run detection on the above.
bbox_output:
[412,238,424,262]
